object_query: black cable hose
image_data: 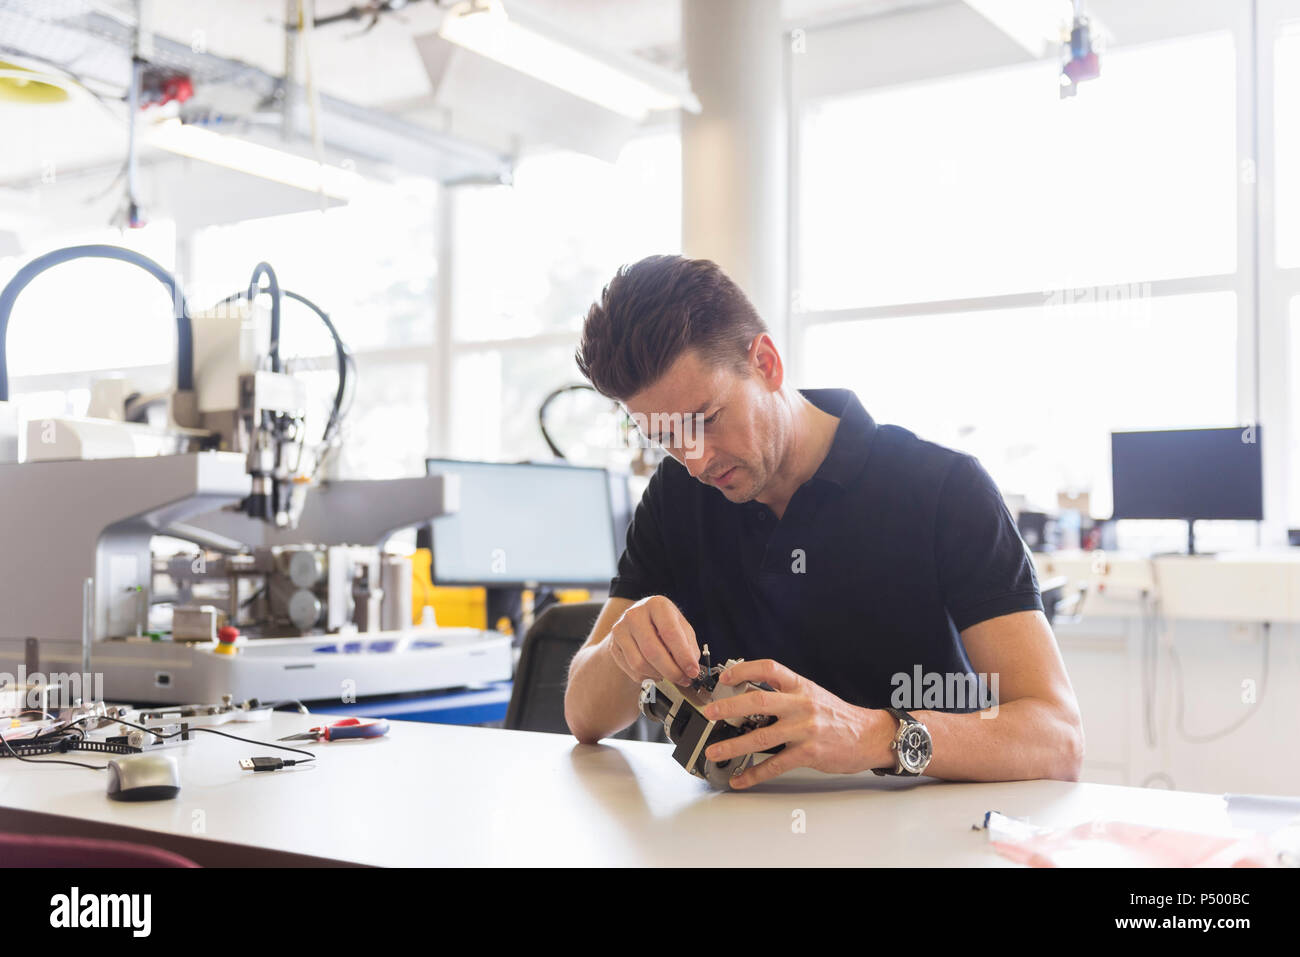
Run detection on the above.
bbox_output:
[246,261,282,373]
[281,289,350,445]
[0,248,345,461]
[215,284,350,448]
[0,244,195,402]
[1,713,319,772]
[538,382,600,460]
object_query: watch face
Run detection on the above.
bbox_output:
[899,725,932,773]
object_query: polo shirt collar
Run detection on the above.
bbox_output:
[799,388,877,490]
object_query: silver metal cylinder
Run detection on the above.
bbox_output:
[381,555,413,632]
[80,577,94,703]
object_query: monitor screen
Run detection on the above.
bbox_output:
[426,459,619,587]
[1110,427,1263,521]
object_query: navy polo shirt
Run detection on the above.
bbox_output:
[608,388,1043,712]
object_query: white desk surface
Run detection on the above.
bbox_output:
[0,712,1261,867]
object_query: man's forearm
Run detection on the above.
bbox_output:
[564,638,644,745]
[893,698,1085,782]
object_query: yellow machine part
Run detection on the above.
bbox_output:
[0,61,70,104]
[410,549,592,633]
[410,549,487,629]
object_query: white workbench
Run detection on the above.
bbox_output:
[0,712,1267,867]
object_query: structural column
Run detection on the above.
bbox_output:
[682,0,789,342]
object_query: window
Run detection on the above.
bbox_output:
[452,133,680,344]
[798,32,1237,311]
[804,292,1237,519]
[1,220,178,377]
[1277,18,1300,530]
[189,178,439,479]
[189,178,438,352]
[796,31,1252,548]
[446,131,681,461]
[1276,22,1300,268]
[332,357,429,480]
[1,221,179,460]
[1,178,440,480]
[451,344,579,462]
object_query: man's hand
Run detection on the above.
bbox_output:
[700,659,893,789]
[605,595,701,687]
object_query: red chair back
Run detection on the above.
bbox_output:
[0,832,199,867]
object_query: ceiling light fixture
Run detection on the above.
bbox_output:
[438,0,701,121]
[145,119,364,200]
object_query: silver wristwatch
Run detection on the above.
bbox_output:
[872,707,933,776]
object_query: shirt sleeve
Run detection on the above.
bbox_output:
[935,454,1043,632]
[608,460,675,602]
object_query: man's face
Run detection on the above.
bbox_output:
[625,346,785,503]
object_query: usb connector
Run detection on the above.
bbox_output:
[239,756,305,772]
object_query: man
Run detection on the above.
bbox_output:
[565,255,1084,788]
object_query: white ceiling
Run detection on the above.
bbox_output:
[122,0,949,112]
[7,0,1242,124]
[0,0,1240,234]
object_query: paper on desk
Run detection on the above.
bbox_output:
[980,811,1284,868]
[1223,793,1300,834]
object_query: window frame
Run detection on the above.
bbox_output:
[787,0,1300,546]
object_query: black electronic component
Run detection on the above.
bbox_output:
[639,657,785,790]
[240,756,284,771]
[0,738,138,758]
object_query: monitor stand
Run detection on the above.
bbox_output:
[486,587,523,641]
[486,586,561,643]
[1185,519,1215,557]
[1151,520,1217,558]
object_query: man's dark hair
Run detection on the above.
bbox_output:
[575,255,768,400]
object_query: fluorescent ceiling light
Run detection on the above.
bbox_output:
[438,0,700,121]
[145,119,364,200]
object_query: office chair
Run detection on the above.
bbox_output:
[1040,575,1069,627]
[505,600,665,742]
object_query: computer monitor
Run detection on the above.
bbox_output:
[425,458,618,587]
[1110,426,1262,554]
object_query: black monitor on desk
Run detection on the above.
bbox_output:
[424,458,619,588]
[1110,426,1263,554]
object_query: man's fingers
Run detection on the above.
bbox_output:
[609,627,659,683]
[702,688,794,723]
[626,614,690,685]
[716,658,800,692]
[646,598,700,682]
[729,743,808,790]
[606,634,636,679]
[613,595,700,685]
[703,717,794,764]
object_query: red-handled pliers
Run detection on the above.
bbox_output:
[279,717,390,742]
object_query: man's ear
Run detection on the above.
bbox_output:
[749,333,784,391]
